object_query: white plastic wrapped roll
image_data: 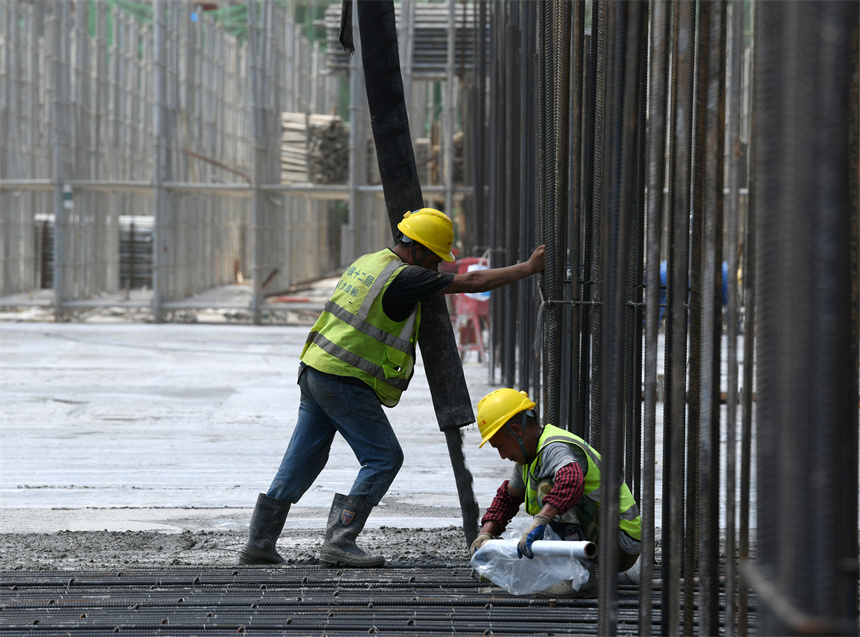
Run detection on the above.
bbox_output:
[479,539,597,560]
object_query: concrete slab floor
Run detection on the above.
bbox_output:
[0,321,512,535]
[1,317,754,570]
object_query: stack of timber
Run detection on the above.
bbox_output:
[281,113,350,184]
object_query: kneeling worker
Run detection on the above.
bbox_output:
[470,388,641,578]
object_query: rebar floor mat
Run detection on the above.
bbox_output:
[1,565,756,635]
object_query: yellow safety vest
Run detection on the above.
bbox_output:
[301,249,421,407]
[523,424,642,542]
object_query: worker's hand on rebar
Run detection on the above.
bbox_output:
[517,514,551,559]
[469,531,494,557]
[528,245,546,274]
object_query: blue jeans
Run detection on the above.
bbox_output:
[266,366,404,506]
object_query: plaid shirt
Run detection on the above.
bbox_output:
[480,480,521,532]
[481,462,585,532]
[540,461,585,513]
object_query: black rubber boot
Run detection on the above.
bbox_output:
[319,493,384,567]
[238,493,291,565]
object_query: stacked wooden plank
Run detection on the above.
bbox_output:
[281,113,350,184]
[281,112,310,183]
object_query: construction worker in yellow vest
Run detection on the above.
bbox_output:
[239,209,545,568]
[470,388,642,581]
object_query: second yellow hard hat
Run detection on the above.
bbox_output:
[476,388,536,448]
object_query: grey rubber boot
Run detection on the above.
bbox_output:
[319,493,384,567]
[238,493,291,565]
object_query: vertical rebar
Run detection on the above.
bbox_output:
[588,0,606,450]
[662,1,694,633]
[847,7,860,633]
[641,2,672,634]
[597,4,643,633]
[488,6,501,370]
[568,0,585,435]
[518,0,535,392]
[698,4,727,634]
[551,0,571,425]
[444,0,455,227]
[684,3,707,632]
[724,2,745,633]
[739,7,756,629]
[472,0,487,255]
[502,10,518,389]
[577,5,595,438]
[626,4,649,499]
[536,0,552,416]
[597,2,624,628]
[754,2,858,632]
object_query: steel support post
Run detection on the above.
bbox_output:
[247,0,268,325]
[51,2,69,320]
[152,0,168,323]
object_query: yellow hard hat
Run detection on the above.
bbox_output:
[397,208,456,262]
[477,388,536,448]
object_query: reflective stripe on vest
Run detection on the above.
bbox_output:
[300,250,420,407]
[316,299,417,351]
[304,331,411,392]
[523,423,642,542]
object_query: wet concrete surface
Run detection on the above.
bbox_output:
[0,320,511,570]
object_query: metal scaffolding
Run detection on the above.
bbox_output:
[0,0,350,321]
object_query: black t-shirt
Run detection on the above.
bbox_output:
[381,253,456,322]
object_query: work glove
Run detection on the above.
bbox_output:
[469,531,494,557]
[517,514,551,559]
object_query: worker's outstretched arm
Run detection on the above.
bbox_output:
[442,245,545,295]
